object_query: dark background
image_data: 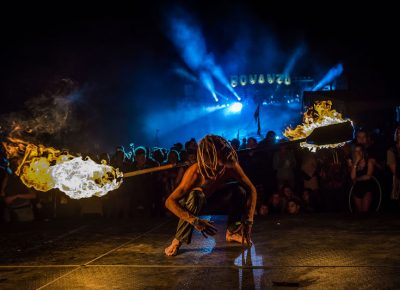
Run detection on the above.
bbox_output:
[0,2,398,151]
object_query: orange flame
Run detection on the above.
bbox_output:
[284,100,351,152]
[2,137,122,199]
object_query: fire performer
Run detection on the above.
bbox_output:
[164,135,257,256]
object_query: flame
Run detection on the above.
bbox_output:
[284,100,351,152]
[51,157,123,199]
[2,137,122,199]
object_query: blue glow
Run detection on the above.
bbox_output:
[169,16,207,71]
[144,98,301,148]
[173,66,197,82]
[283,44,306,75]
[215,91,230,101]
[151,11,305,146]
[234,246,263,290]
[199,71,218,101]
[205,104,226,112]
[212,92,218,102]
[168,14,220,101]
[229,102,243,113]
[312,63,344,91]
[167,11,240,102]
[209,63,241,100]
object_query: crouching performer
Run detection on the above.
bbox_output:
[165,135,257,256]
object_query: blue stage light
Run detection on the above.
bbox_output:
[312,63,343,91]
[229,102,243,113]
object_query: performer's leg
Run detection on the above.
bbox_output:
[165,190,205,256]
[175,190,206,244]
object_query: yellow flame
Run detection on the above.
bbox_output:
[2,138,122,199]
[284,100,350,152]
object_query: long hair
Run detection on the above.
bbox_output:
[352,143,367,161]
[197,135,238,179]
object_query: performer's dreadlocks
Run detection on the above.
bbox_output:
[197,135,238,179]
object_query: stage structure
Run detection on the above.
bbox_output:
[229,73,315,105]
[163,72,344,145]
[183,72,316,105]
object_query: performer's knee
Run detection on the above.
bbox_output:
[185,190,206,213]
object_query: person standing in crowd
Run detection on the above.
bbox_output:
[348,144,375,213]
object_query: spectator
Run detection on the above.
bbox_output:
[348,144,375,213]
[287,198,301,214]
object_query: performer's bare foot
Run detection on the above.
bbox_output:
[226,230,251,246]
[164,238,181,256]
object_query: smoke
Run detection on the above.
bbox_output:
[168,13,208,72]
[167,10,217,100]
[0,78,81,143]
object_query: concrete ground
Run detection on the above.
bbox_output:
[1,213,400,289]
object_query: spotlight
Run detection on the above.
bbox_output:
[212,92,218,102]
[229,102,243,113]
[232,91,241,101]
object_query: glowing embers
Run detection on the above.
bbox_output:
[3,139,122,199]
[284,100,352,152]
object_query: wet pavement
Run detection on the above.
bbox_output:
[1,213,400,289]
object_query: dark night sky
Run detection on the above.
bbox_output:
[0,2,398,150]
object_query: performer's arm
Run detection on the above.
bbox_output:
[165,164,199,224]
[356,159,374,181]
[232,162,257,222]
[350,160,358,181]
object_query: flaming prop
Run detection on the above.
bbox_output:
[2,136,122,199]
[284,100,353,152]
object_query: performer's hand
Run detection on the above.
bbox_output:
[192,218,218,238]
[242,221,253,247]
